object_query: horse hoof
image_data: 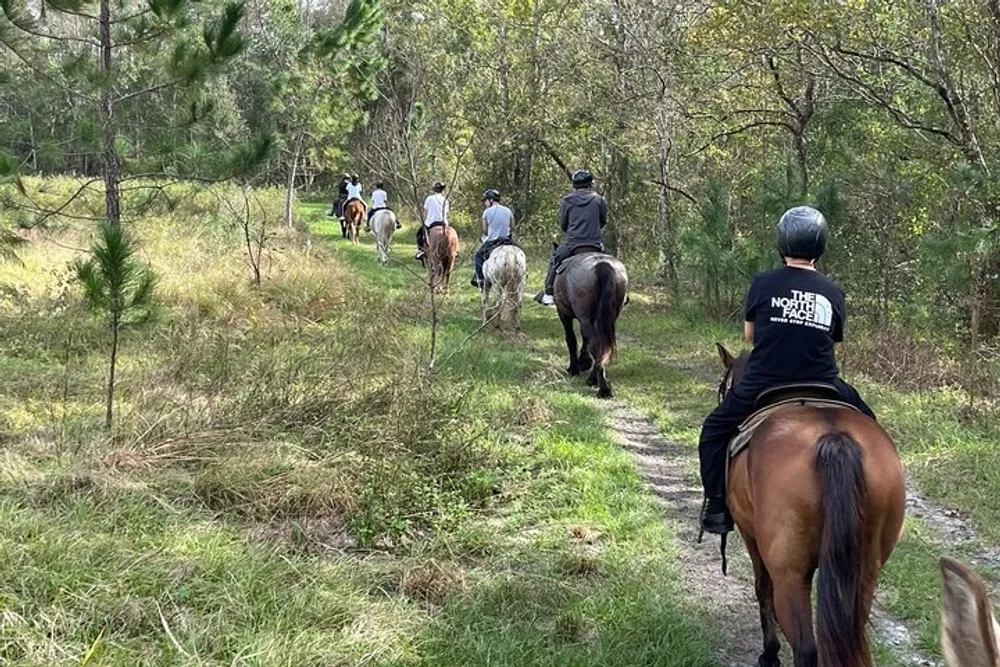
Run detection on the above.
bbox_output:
[586,375,598,387]
[596,388,613,399]
[758,655,780,667]
[566,366,581,377]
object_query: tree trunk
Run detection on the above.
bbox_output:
[284,133,304,228]
[105,315,119,431]
[512,147,533,226]
[99,0,121,226]
[793,130,808,199]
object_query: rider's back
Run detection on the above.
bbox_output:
[559,190,606,248]
[743,266,845,387]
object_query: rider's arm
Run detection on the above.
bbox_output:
[744,322,754,344]
[559,200,569,232]
[481,211,489,237]
[598,196,608,228]
[832,289,846,343]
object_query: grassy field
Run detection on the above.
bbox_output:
[0,189,718,666]
[0,183,996,665]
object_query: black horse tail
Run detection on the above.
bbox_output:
[815,431,870,667]
[590,262,621,369]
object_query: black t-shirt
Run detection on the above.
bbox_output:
[742,266,845,387]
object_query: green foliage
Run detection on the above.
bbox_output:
[74,222,155,327]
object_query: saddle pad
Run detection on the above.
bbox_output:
[555,248,607,274]
[483,238,517,262]
[728,397,859,459]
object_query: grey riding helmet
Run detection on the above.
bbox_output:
[776,206,828,260]
[483,189,501,201]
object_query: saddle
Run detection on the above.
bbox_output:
[483,237,517,262]
[555,244,607,274]
[727,382,858,462]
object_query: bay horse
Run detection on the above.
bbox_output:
[344,198,365,244]
[939,557,1000,667]
[371,209,397,265]
[482,244,526,331]
[554,251,628,399]
[716,345,906,667]
[426,224,459,292]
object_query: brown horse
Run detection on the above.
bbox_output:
[716,346,906,667]
[344,198,365,244]
[426,224,459,292]
[940,557,1000,667]
[554,251,628,399]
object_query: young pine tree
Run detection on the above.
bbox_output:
[74,223,155,431]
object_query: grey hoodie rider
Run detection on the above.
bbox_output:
[559,189,607,248]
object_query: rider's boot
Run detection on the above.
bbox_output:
[534,291,555,306]
[701,496,733,535]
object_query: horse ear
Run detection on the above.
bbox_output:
[716,343,735,369]
[940,557,1000,667]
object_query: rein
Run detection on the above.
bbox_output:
[696,497,729,577]
[698,365,735,576]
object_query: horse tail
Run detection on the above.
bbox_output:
[590,261,620,368]
[815,431,870,667]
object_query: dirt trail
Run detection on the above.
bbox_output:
[605,402,939,667]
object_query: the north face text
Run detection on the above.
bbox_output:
[770,290,833,331]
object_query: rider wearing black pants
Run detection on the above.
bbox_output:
[699,206,876,536]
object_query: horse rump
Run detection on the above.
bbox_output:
[815,431,870,667]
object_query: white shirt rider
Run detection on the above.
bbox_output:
[371,188,388,210]
[423,193,449,227]
[347,181,363,200]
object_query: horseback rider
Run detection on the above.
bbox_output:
[365,181,398,232]
[346,174,364,202]
[698,206,877,536]
[535,169,607,306]
[471,189,514,289]
[332,172,350,220]
[415,181,449,261]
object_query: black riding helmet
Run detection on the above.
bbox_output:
[432,181,446,193]
[483,189,501,202]
[571,169,593,188]
[776,206,828,260]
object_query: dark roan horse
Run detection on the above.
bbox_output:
[554,251,628,398]
[716,345,906,667]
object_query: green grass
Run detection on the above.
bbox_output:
[0,193,720,666]
[2,184,992,666]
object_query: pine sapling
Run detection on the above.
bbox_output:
[75,222,155,431]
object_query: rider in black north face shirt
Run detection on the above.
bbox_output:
[698,206,875,537]
[742,267,845,386]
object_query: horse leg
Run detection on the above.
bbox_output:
[578,323,595,374]
[560,313,580,375]
[746,536,782,667]
[772,572,817,667]
[594,363,612,399]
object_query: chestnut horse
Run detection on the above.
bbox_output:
[716,346,906,667]
[426,225,459,292]
[344,198,365,244]
[554,251,628,398]
[940,557,1000,667]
